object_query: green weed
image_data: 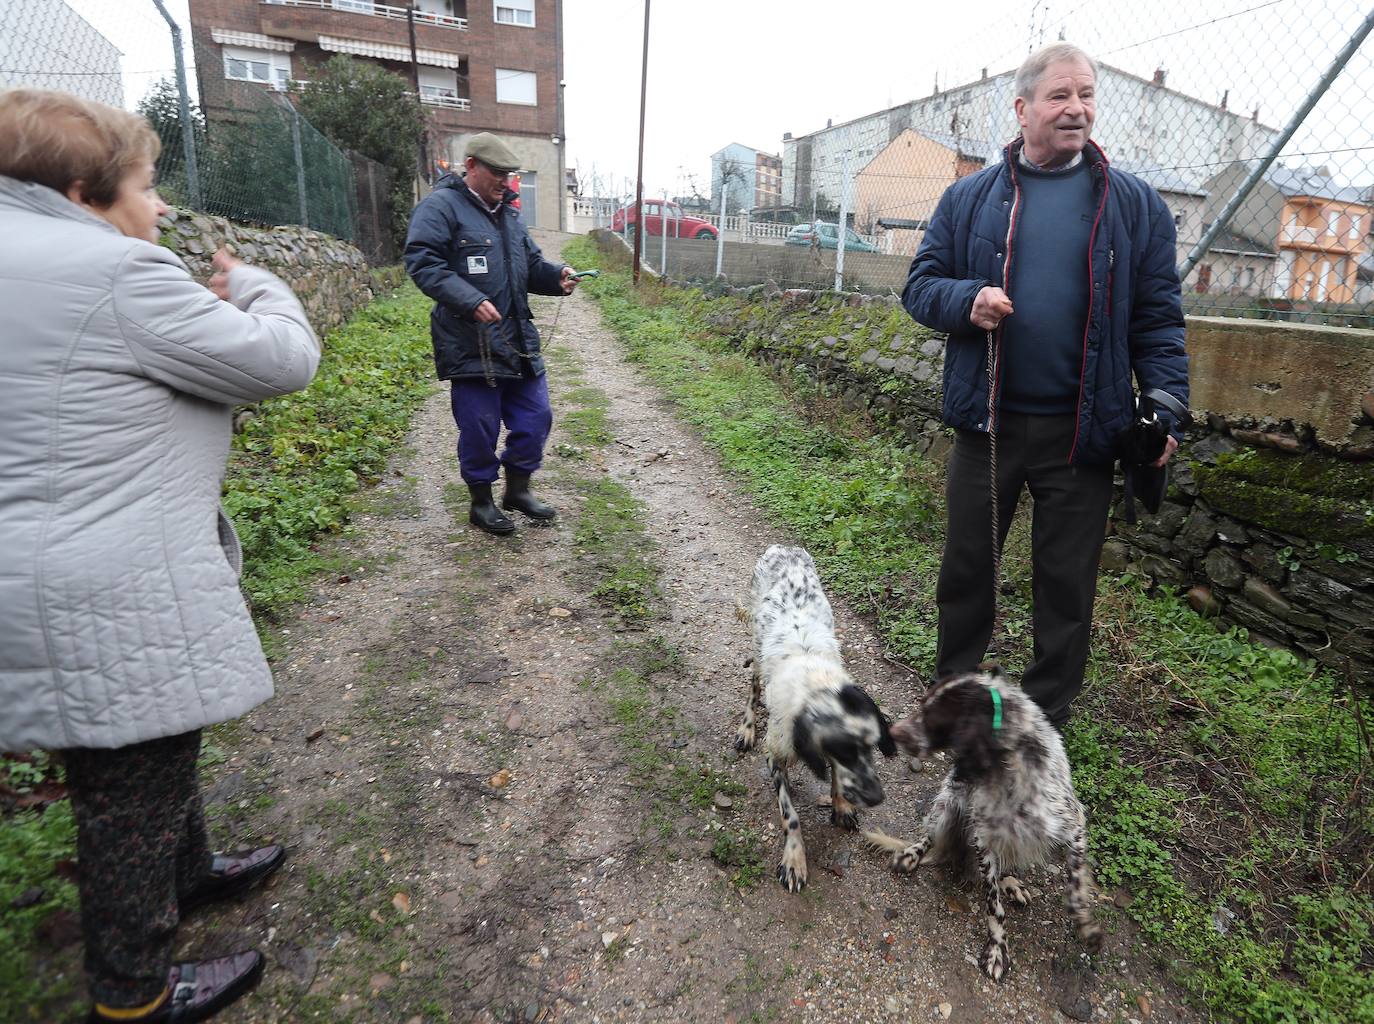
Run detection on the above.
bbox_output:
[224,285,434,618]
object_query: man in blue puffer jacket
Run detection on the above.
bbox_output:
[904,43,1188,729]
[406,133,577,535]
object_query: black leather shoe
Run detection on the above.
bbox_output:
[469,482,516,534]
[88,950,265,1023]
[180,845,286,914]
[502,469,556,521]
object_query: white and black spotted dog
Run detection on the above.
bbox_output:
[735,545,896,892]
[864,668,1102,981]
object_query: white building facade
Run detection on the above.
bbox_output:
[0,0,124,107]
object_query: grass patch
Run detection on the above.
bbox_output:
[566,234,1374,1023]
[0,753,79,1022]
[224,284,434,618]
[711,826,768,890]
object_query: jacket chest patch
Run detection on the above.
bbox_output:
[467,255,489,274]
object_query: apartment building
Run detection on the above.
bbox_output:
[782,64,1278,217]
[1,0,122,107]
[187,0,566,229]
[711,142,783,214]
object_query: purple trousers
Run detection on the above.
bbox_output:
[449,374,553,484]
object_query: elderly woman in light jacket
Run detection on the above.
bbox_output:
[0,90,321,1023]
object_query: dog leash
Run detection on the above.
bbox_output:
[985,327,1004,660]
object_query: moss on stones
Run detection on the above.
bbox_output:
[1192,447,1374,546]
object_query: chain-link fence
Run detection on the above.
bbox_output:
[595,0,1374,327]
[1,2,363,243]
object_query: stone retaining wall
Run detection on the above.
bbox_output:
[592,231,1374,682]
[159,207,375,337]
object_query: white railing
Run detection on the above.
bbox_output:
[262,0,468,30]
[1284,225,1320,244]
[419,88,470,109]
[693,213,877,246]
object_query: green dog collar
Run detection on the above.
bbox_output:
[990,688,1003,731]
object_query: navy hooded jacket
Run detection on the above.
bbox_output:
[404,172,567,381]
[903,138,1189,466]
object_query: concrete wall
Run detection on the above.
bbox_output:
[160,206,376,337]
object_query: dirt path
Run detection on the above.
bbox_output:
[189,233,1195,1024]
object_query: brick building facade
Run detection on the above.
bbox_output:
[187,0,566,229]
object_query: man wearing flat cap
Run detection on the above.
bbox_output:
[405,132,578,534]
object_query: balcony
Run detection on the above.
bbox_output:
[261,0,467,31]
[419,86,470,110]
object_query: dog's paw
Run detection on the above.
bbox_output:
[734,722,756,753]
[892,845,923,873]
[979,940,1011,982]
[1077,922,1104,953]
[777,844,808,893]
[830,806,860,831]
[999,875,1032,905]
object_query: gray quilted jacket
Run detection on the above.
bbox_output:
[0,176,320,751]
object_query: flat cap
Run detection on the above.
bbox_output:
[464,132,521,173]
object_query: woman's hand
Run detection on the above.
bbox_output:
[208,248,244,301]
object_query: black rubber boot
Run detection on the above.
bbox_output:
[468,482,515,535]
[502,469,556,521]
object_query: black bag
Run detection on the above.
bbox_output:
[1118,389,1192,523]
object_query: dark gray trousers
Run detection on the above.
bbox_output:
[935,413,1114,726]
[64,730,211,1007]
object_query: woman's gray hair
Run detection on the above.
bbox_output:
[1015,43,1098,100]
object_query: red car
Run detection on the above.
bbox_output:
[610,199,717,240]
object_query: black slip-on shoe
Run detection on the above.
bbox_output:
[88,950,265,1023]
[180,844,286,914]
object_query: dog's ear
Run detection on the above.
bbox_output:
[923,680,999,778]
[876,713,898,758]
[791,715,829,780]
[837,684,897,757]
[948,684,1000,780]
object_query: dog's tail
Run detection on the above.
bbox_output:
[861,827,913,855]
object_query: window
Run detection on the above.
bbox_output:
[494,0,534,25]
[418,66,459,105]
[332,0,375,12]
[223,45,290,90]
[1350,215,1362,241]
[496,68,536,105]
[1327,210,1342,238]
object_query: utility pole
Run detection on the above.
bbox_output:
[406,5,429,190]
[150,0,200,209]
[632,0,650,284]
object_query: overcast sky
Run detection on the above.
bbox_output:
[60,0,1374,193]
[564,0,1374,195]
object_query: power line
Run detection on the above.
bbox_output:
[1097,0,1288,57]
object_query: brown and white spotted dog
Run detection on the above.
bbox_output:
[865,668,1102,980]
[735,545,896,892]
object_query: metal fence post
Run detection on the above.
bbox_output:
[715,187,726,277]
[834,144,851,292]
[1178,6,1374,282]
[290,109,309,229]
[150,0,201,209]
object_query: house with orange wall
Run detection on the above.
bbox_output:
[1200,164,1371,304]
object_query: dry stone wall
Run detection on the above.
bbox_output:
[158,207,376,337]
[592,232,1374,683]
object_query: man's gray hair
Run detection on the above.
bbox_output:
[1014,43,1098,100]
